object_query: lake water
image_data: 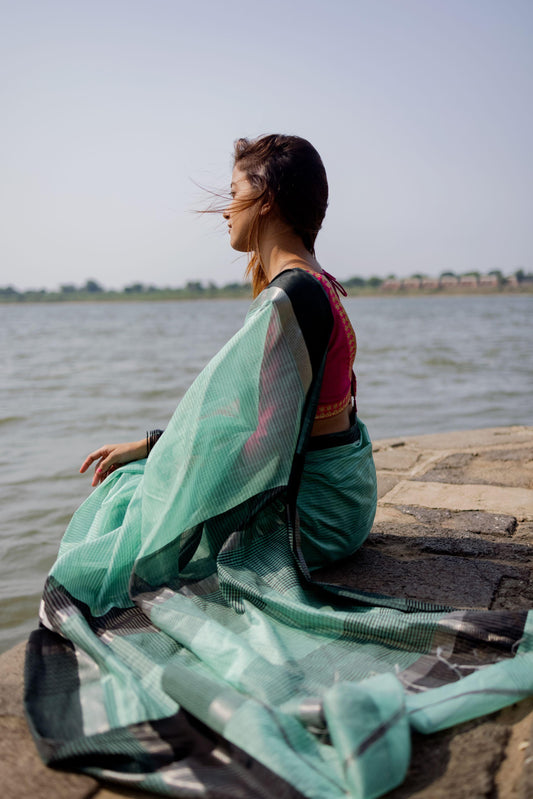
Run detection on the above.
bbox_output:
[1,294,531,652]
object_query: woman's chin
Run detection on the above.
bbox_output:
[229,238,247,253]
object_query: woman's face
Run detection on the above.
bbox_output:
[223,166,261,252]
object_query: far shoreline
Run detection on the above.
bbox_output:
[1,285,532,304]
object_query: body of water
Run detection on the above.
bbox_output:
[1,294,531,651]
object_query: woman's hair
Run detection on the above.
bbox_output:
[232,134,329,296]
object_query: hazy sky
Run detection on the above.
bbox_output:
[2,0,532,290]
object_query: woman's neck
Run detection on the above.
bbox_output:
[259,224,321,283]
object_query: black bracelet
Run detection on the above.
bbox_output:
[146,429,164,456]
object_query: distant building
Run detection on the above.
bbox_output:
[421,277,439,289]
[381,279,401,291]
[440,275,459,287]
[479,275,499,287]
[403,278,421,290]
[459,275,479,287]
[377,272,518,293]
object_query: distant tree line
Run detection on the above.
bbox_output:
[0,278,251,302]
[1,270,531,302]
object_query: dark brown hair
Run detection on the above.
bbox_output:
[232,134,329,296]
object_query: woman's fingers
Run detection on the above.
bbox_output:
[91,450,120,485]
[91,462,116,487]
[79,447,110,474]
[80,440,146,485]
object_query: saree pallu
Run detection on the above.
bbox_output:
[25,270,533,799]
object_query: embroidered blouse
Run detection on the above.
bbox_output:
[296,267,357,420]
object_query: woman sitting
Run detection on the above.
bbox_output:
[26,135,383,799]
[79,134,377,570]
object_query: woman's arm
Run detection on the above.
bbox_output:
[80,430,164,487]
[79,439,147,487]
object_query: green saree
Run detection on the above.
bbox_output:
[25,270,533,799]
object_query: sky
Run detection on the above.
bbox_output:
[1,0,532,290]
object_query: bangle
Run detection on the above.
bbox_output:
[146,429,164,457]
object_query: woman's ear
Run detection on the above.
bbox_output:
[259,190,275,216]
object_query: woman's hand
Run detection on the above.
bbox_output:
[79,439,147,487]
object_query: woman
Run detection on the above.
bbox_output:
[26,136,533,799]
[79,134,377,570]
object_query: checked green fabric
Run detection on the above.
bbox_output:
[25,273,533,799]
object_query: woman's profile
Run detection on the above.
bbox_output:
[25,135,533,799]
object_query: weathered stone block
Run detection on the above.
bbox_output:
[381,481,533,520]
[0,715,98,799]
[396,506,518,536]
[318,548,517,608]
[416,449,533,489]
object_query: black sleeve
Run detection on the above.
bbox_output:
[269,269,334,380]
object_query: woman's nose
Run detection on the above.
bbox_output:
[223,206,230,220]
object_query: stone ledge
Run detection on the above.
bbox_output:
[373,425,533,452]
[380,480,533,520]
[0,643,100,799]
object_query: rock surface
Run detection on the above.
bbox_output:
[1,425,532,798]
